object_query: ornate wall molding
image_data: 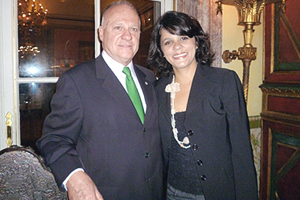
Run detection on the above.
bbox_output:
[261,112,300,127]
[260,84,300,126]
[260,84,300,96]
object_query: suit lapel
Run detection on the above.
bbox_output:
[95,56,155,124]
[95,56,140,120]
[134,65,155,123]
[95,56,127,100]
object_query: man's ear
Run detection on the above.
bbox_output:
[98,26,103,42]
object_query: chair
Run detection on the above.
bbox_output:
[0,145,68,200]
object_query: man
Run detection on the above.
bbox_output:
[36,1,164,199]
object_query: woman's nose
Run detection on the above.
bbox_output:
[173,41,182,50]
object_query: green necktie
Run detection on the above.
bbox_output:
[123,67,144,124]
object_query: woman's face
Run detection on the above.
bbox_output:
[160,28,197,71]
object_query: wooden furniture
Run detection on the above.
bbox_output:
[0,146,68,199]
[259,1,300,199]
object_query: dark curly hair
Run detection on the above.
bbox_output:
[147,11,214,78]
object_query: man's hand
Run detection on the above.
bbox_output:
[66,170,104,200]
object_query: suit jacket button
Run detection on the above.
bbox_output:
[188,130,193,136]
[192,144,198,150]
[197,160,203,166]
[143,128,146,132]
[201,175,207,181]
[145,152,150,158]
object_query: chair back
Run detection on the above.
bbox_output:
[0,145,68,199]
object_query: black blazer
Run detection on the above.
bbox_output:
[155,64,258,200]
[37,55,164,200]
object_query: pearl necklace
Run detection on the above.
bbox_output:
[165,75,191,149]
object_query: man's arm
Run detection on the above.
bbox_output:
[36,72,84,185]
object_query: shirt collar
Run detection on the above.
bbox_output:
[102,50,134,75]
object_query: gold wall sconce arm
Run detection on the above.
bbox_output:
[217,0,285,103]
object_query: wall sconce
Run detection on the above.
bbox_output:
[217,0,285,103]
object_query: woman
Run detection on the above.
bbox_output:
[148,11,258,200]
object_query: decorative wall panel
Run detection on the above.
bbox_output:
[260,2,300,199]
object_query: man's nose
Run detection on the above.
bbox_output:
[121,29,132,40]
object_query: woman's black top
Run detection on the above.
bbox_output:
[167,111,203,195]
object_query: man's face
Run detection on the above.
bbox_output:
[98,5,140,66]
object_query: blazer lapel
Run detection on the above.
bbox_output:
[185,64,208,117]
[157,76,172,127]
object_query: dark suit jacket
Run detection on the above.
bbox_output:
[155,64,258,200]
[36,55,164,200]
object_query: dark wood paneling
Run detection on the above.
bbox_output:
[263,0,300,84]
[260,120,300,200]
[268,96,300,115]
[260,1,300,199]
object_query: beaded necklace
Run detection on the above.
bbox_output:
[165,75,191,149]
